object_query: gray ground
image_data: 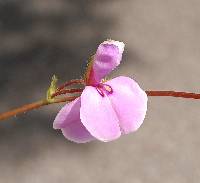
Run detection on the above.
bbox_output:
[0,0,200,182]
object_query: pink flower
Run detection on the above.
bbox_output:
[53,40,148,143]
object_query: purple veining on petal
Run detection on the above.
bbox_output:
[102,83,113,94]
[95,83,113,97]
[96,86,105,97]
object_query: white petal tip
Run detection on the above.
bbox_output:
[103,39,125,53]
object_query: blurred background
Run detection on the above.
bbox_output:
[0,0,200,182]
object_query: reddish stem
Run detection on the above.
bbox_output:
[51,88,84,98]
[0,96,78,121]
[57,79,85,91]
[146,90,200,99]
[0,90,200,121]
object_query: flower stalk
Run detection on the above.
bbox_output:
[146,90,200,99]
[0,90,200,121]
[0,96,78,121]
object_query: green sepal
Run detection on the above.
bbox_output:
[83,56,93,79]
[46,75,58,103]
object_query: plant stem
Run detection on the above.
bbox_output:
[51,88,84,98]
[0,90,200,121]
[0,96,78,121]
[57,79,85,91]
[146,90,200,99]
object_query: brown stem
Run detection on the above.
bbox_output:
[0,90,200,122]
[146,90,200,99]
[0,96,78,121]
[57,79,85,91]
[51,88,84,98]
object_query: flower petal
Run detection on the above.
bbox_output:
[80,86,121,142]
[61,121,95,143]
[53,98,80,129]
[93,40,125,83]
[106,76,148,134]
[53,98,94,143]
